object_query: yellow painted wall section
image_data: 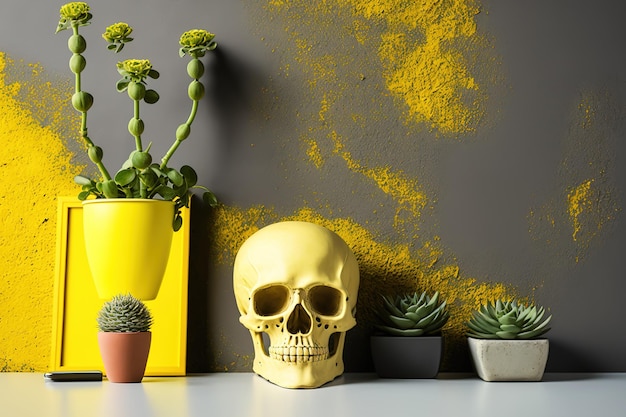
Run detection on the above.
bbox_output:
[0,53,83,371]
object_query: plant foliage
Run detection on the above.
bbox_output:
[97,294,153,333]
[374,291,449,336]
[466,299,552,339]
[56,2,218,231]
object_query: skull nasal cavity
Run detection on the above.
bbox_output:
[287,304,312,334]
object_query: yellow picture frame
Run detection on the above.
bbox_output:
[50,197,189,376]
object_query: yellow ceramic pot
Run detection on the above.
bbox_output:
[82,199,174,300]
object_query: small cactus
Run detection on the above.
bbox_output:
[466,299,551,339]
[97,294,153,333]
[374,291,449,336]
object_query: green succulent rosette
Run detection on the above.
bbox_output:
[374,291,450,336]
[466,299,552,340]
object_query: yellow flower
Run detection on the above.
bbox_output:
[103,22,133,43]
[117,59,153,82]
[102,22,134,52]
[56,2,91,32]
[60,2,90,20]
[179,29,215,48]
[179,29,217,58]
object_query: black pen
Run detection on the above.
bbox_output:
[44,371,103,382]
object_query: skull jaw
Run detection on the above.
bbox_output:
[249,331,346,389]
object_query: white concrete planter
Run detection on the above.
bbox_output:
[467,337,549,382]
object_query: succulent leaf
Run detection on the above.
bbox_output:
[466,299,552,340]
[423,312,449,334]
[382,295,404,317]
[388,315,415,330]
[373,290,449,337]
[498,310,518,326]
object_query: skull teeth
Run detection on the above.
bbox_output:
[268,345,329,363]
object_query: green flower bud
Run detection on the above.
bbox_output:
[128,117,144,136]
[187,80,204,101]
[187,59,204,79]
[69,54,86,74]
[71,91,93,112]
[132,151,152,169]
[128,82,146,100]
[68,34,86,54]
[88,145,103,163]
[176,123,191,141]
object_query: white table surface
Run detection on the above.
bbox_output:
[1,372,625,417]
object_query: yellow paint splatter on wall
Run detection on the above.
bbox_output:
[528,90,621,262]
[256,0,500,243]
[568,179,594,242]
[244,0,514,369]
[340,0,489,135]
[0,53,82,371]
[330,129,429,230]
[211,204,514,369]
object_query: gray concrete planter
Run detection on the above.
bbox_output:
[467,337,549,382]
[370,335,443,378]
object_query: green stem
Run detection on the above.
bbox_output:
[133,98,147,198]
[140,179,147,198]
[160,99,199,170]
[133,99,142,151]
[72,24,111,182]
[160,140,182,170]
[186,99,199,126]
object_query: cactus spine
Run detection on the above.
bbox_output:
[97,293,153,333]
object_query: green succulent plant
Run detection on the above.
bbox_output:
[466,299,552,340]
[56,2,218,231]
[373,291,450,336]
[97,294,153,333]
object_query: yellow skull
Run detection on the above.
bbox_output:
[233,221,360,388]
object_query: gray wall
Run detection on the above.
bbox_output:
[3,0,625,372]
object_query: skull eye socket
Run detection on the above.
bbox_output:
[253,285,290,316]
[308,285,343,316]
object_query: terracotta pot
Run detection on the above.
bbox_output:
[98,332,151,383]
[83,199,174,300]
